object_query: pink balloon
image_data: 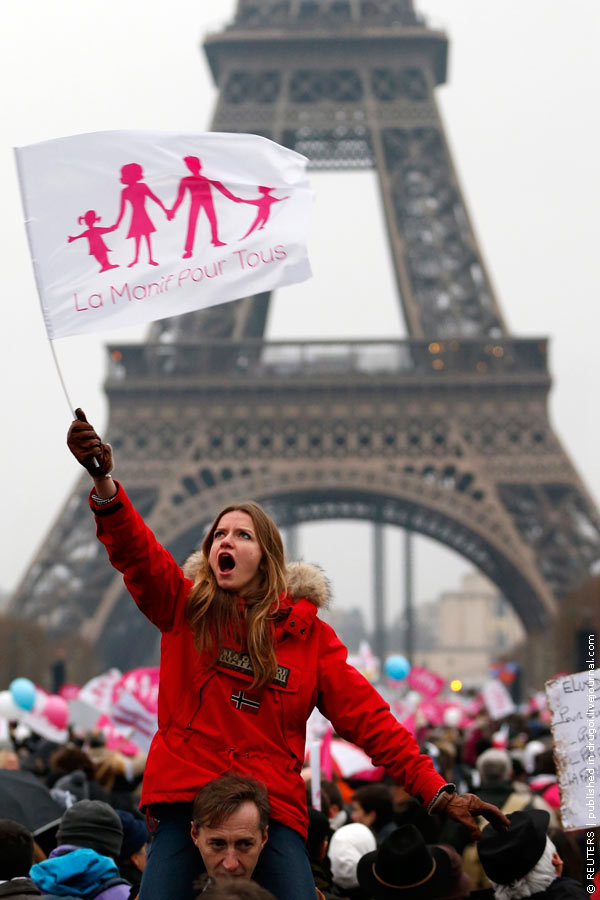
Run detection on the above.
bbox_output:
[42,694,69,730]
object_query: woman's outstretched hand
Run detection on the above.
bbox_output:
[437,792,510,841]
[67,408,114,477]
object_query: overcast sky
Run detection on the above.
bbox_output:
[1,1,599,631]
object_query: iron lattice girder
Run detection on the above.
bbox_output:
[201,8,504,340]
[15,333,600,670]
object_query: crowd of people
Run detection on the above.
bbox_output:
[0,690,596,899]
[0,412,597,899]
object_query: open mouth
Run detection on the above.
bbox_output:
[218,552,235,572]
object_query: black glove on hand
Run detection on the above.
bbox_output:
[67,408,114,477]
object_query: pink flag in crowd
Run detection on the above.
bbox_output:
[15,130,313,339]
[407,665,445,699]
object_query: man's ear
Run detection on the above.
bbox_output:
[260,825,269,850]
[190,821,200,848]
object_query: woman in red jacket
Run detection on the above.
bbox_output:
[67,409,508,900]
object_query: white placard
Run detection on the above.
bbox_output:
[545,668,598,831]
[481,679,516,721]
[68,697,102,731]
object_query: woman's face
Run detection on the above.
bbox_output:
[208,510,263,596]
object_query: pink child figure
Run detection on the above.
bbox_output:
[112,162,169,267]
[240,186,290,240]
[67,210,118,273]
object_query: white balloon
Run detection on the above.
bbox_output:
[406,690,422,710]
[13,722,32,742]
[0,689,22,720]
[443,707,462,728]
[33,688,48,712]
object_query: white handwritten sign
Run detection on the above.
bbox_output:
[545,668,598,831]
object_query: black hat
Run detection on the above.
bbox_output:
[357,825,452,900]
[57,800,123,858]
[478,809,550,885]
[116,810,149,859]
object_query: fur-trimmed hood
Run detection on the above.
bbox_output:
[182,553,330,610]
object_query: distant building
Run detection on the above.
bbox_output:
[321,605,369,653]
[411,571,524,685]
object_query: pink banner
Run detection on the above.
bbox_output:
[407,665,445,699]
[112,666,159,714]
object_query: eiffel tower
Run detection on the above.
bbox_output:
[11,0,600,687]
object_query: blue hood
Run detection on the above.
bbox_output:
[30,846,119,897]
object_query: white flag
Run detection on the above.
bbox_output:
[109,689,157,754]
[15,130,313,339]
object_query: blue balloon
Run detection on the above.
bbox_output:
[9,677,36,711]
[384,654,411,681]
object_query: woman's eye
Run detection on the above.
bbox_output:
[240,531,251,540]
[214,530,225,538]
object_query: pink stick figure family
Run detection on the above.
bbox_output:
[67,156,289,272]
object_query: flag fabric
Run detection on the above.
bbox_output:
[109,689,157,754]
[15,130,313,339]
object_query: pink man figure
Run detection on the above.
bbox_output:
[112,162,170,267]
[240,186,290,240]
[67,210,118,273]
[169,155,244,258]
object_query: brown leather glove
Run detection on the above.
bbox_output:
[436,791,510,841]
[67,408,114,477]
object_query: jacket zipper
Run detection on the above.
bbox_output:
[185,671,215,729]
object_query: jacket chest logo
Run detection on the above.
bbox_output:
[217,647,290,687]
[230,690,261,714]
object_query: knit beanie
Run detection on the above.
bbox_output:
[116,810,149,859]
[57,800,123,858]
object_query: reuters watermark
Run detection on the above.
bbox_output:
[586,631,596,893]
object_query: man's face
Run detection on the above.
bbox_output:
[350,801,375,828]
[191,801,268,882]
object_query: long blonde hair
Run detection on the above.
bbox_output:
[185,502,287,689]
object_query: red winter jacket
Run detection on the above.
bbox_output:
[90,484,446,837]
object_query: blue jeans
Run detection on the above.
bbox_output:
[139,804,315,900]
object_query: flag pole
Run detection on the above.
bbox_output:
[48,337,100,468]
[48,338,75,416]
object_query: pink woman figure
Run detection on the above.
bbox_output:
[67,210,118,273]
[113,162,169,267]
[169,155,244,258]
[240,186,290,240]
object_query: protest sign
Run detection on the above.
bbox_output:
[16,130,312,339]
[545,668,598,831]
[78,668,122,713]
[481,679,516,720]
[112,666,159,715]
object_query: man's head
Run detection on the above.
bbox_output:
[476,748,513,785]
[184,155,202,175]
[0,819,34,880]
[350,783,394,831]
[191,775,270,883]
[56,799,123,859]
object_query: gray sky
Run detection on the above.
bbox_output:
[1,1,599,630]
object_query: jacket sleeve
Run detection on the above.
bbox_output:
[315,620,446,806]
[89,482,192,631]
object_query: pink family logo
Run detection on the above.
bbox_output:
[67,155,290,273]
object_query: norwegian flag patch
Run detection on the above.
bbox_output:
[230,690,261,714]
